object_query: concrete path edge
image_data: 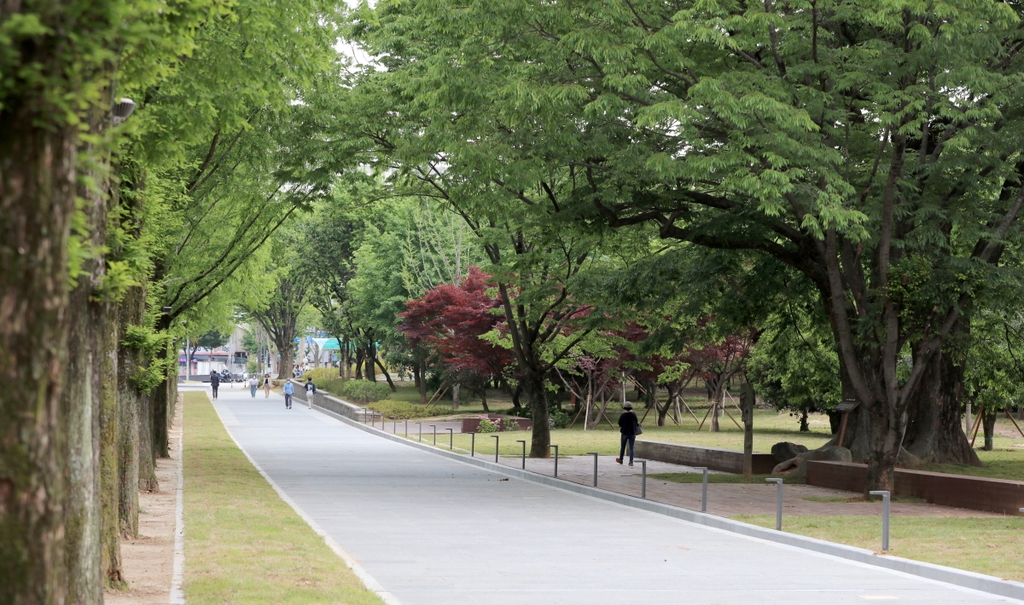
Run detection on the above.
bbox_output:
[313,402,1024,602]
[213,403,404,605]
[170,403,186,605]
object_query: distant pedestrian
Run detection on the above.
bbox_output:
[304,377,317,409]
[616,402,638,466]
[248,376,258,398]
[262,374,272,398]
[210,371,220,400]
[283,380,294,409]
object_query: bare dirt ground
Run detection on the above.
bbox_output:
[104,400,182,605]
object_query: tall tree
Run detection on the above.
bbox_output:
[351,0,1024,489]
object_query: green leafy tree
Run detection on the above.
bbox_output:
[351,0,1024,489]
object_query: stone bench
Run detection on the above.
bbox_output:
[807,460,1024,515]
[633,440,777,474]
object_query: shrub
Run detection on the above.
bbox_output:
[501,417,520,432]
[477,418,498,433]
[368,400,439,420]
[340,380,393,404]
[550,410,570,429]
[303,367,339,384]
[318,377,346,395]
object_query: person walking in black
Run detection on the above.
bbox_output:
[616,401,638,466]
[210,370,221,400]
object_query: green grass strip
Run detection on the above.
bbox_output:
[183,391,385,604]
[733,514,1024,582]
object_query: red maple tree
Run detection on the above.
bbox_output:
[398,267,515,399]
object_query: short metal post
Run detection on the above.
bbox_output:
[430,424,437,445]
[696,467,709,512]
[363,409,367,424]
[640,460,647,499]
[766,478,783,530]
[549,445,559,478]
[405,419,408,437]
[393,416,397,434]
[470,432,475,457]
[418,422,422,442]
[447,428,454,450]
[869,490,891,551]
[491,435,500,463]
[588,452,599,487]
[516,440,526,469]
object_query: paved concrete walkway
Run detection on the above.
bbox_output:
[208,386,1020,605]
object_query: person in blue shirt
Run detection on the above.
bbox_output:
[283,380,295,409]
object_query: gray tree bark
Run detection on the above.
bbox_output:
[0,68,78,605]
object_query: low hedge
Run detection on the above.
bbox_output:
[300,369,391,403]
[367,400,441,420]
[339,380,392,403]
[303,368,339,384]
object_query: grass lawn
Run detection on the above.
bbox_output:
[732,514,1024,582]
[402,407,834,457]
[397,400,1024,479]
[183,391,384,605]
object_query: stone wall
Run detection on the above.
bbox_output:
[289,380,363,420]
[807,460,1024,515]
[633,440,777,474]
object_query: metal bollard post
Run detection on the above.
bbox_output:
[418,422,422,442]
[491,435,500,463]
[587,452,599,487]
[447,428,454,450]
[470,432,475,457]
[393,416,397,434]
[363,409,368,424]
[695,467,709,512]
[869,490,891,551]
[640,460,647,499]
[405,419,408,438]
[516,440,526,469]
[766,478,784,530]
[429,424,437,445]
[549,445,559,478]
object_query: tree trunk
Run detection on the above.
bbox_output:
[116,287,146,538]
[364,341,377,382]
[275,332,295,380]
[510,383,523,414]
[375,357,397,392]
[62,246,103,605]
[981,407,997,452]
[151,371,170,460]
[799,410,809,432]
[521,371,551,458]
[836,338,979,475]
[900,326,980,466]
[100,302,123,586]
[417,358,427,403]
[0,67,82,602]
[140,377,160,490]
[451,383,460,410]
[741,382,755,479]
[479,387,490,412]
